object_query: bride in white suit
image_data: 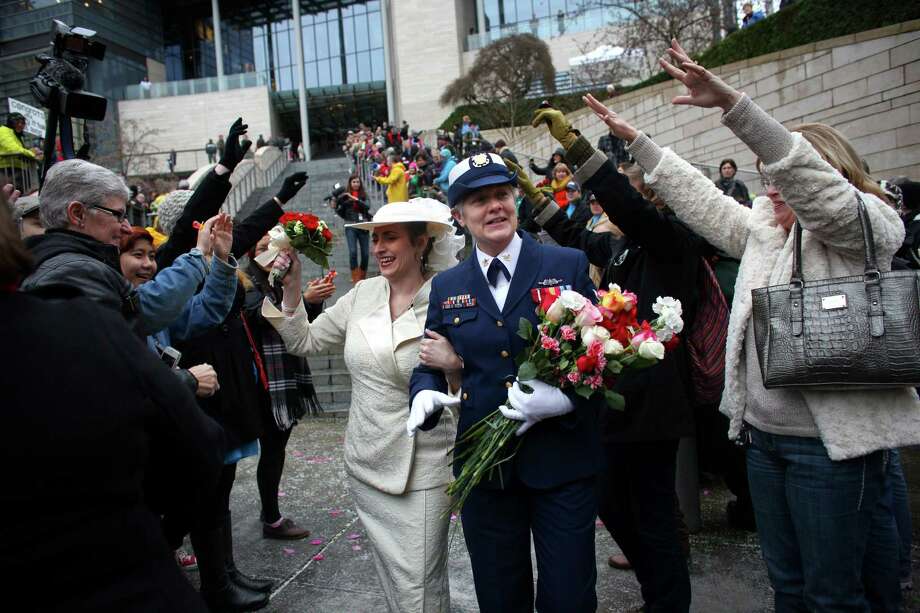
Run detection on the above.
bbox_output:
[263,199,465,612]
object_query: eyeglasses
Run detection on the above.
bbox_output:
[89,203,128,223]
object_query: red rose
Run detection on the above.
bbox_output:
[322,228,333,242]
[303,215,319,231]
[609,321,632,346]
[576,355,597,373]
[664,335,680,351]
[279,212,299,224]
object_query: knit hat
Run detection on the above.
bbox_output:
[156,189,193,236]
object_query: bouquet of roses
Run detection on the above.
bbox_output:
[255,212,334,284]
[446,284,683,513]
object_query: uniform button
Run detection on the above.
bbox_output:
[496,320,504,327]
[505,381,513,389]
[500,350,509,358]
[462,392,469,400]
[453,316,460,325]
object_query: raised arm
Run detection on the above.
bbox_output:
[657,39,902,259]
[260,248,350,356]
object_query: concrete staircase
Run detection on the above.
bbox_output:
[240,156,375,414]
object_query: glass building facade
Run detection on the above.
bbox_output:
[252,1,385,92]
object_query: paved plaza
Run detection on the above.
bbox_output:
[201,417,920,612]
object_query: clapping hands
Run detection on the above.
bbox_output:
[196,213,234,261]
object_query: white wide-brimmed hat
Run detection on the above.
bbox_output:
[347,198,454,237]
[347,198,464,273]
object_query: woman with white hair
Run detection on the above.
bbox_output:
[566,39,920,612]
[264,199,464,613]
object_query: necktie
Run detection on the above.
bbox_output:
[487,258,510,287]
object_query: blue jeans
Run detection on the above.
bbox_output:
[344,227,368,271]
[746,426,900,612]
[886,449,912,582]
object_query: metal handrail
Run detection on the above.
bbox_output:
[0,153,40,195]
[223,149,289,217]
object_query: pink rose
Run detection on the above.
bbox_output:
[567,372,581,384]
[560,325,577,341]
[630,321,659,348]
[585,374,604,389]
[574,302,603,328]
[587,339,605,359]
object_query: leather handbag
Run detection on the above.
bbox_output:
[751,193,920,389]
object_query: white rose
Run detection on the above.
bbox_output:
[581,325,610,347]
[652,296,682,317]
[603,339,625,355]
[664,312,684,334]
[545,299,566,324]
[559,290,586,311]
[638,340,665,360]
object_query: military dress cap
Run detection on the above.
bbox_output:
[447,152,518,207]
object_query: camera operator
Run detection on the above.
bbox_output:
[0,113,42,188]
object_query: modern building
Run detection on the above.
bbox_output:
[1,0,619,170]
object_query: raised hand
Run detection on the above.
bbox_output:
[531,107,578,149]
[582,94,638,143]
[218,117,253,171]
[276,171,309,204]
[211,213,234,262]
[659,39,741,112]
[504,159,543,203]
[196,214,219,256]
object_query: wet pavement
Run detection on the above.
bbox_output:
[181,416,920,612]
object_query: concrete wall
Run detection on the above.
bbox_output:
[117,85,275,174]
[491,20,920,180]
[389,0,466,132]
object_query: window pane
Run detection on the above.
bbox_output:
[328,20,339,56]
[303,24,316,61]
[368,12,383,49]
[344,16,355,53]
[331,57,343,85]
[315,20,328,59]
[357,52,370,82]
[370,50,384,81]
[305,62,318,88]
[318,59,331,86]
[345,53,356,84]
[356,14,369,52]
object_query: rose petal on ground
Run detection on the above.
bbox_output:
[282,547,296,555]
[312,553,325,561]
[595,519,605,528]
[278,491,286,497]
[310,538,323,545]
[292,450,304,458]
[347,533,360,540]
[352,545,362,551]
[329,509,342,517]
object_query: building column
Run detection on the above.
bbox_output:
[475,0,486,43]
[292,0,311,161]
[211,0,225,89]
[380,0,398,124]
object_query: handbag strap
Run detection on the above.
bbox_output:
[789,192,885,337]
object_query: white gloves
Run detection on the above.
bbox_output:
[500,379,575,436]
[407,390,461,436]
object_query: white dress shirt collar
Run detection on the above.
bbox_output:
[475,232,522,311]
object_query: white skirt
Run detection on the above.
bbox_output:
[348,476,452,613]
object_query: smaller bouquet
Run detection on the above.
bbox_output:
[446,284,683,514]
[255,212,334,284]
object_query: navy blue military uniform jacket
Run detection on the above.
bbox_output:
[409,232,603,489]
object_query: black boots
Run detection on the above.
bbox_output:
[190,523,269,612]
[221,513,274,593]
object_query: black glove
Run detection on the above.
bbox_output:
[218,117,252,170]
[275,171,309,204]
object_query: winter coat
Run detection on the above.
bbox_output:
[0,125,36,165]
[21,230,208,336]
[335,191,372,223]
[434,155,457,193]
[534,153,702,442]
[1,287,223,611]
[628,94,920,460]
[529,147,566,177]
[168,195,285,449]
[375,161,409,203]
[716,176,752,206]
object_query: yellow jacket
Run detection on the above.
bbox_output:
[374,162,409,203]
[0,126,36,169]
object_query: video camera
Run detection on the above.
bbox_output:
[30,20,108,185]
[324,182,346,208]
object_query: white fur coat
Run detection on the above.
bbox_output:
[641,133,920,460]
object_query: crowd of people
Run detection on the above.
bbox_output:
[3,35,920,613]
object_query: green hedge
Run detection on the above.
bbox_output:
[444,0,920,128]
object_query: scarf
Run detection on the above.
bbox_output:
[247,263,322,429]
